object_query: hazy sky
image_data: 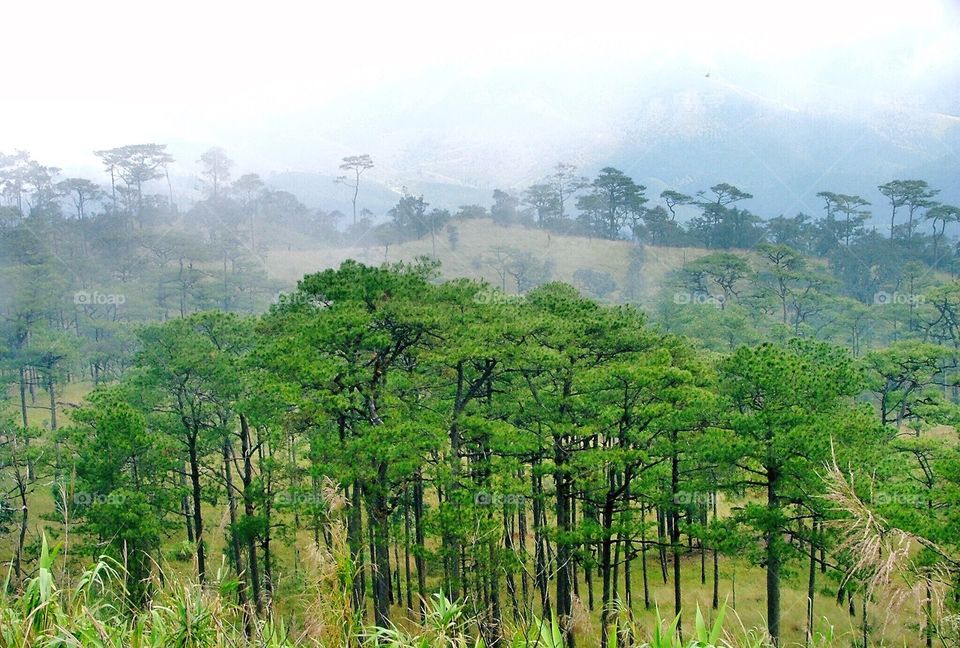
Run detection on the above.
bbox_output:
[4,0,959,180]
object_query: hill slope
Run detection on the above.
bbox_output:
[264,219,711,305]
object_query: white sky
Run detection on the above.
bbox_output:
[3,0,959,176]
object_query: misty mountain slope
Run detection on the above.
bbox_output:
[606,92,960,220]
[264,218,711,303]
[259,87,958,227]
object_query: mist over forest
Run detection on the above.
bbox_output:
[1,2,959,647]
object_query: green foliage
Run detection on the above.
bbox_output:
[3,153,960,646]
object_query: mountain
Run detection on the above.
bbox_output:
[217,75,959,223]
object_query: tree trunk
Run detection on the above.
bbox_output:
[180,468,194,543]
[369,464,392,629]
[671,452,683,641]
[188,433,206,583]
[532,464,551,619]
[806,520,816,647]
[47,374,57,431]
[503,502,520,620]
[413,472,426,621]
[641,505,650,610]
[14,474,28,585]
[404,493,413,613]
[222,437,248,616]
[349,481,366,618]
[239,414,263,615]
[517,473,530,608]
[766,471,781,646]
[18,367,28,428]
[599,475,615,648]
[554,438,575,648]
[700,502,707,585]
[658,505,669,584]
[712,492,719,610]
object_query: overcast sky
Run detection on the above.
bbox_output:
[4,0,959,179]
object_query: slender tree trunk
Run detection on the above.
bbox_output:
[369,464,392,629]
[349,481,366,617]
[404,493,413,613]
[413,471,426,621]
[180,468,194,543]
[188,433,206,583]
[532,464,551,619]
[571,496,580,604]
[222,437,249,617]
[806,520,816,647]
[14,474,27,585]
[239,415,263,615]
[392,532,402,608]
[18,368,33,480]
[503,502,520,620]
[700,502,707,585]
[613,527,621,607]
[600,494,615,648]
[766,471,781,647]
[671,452,683,641]
[18,367,28,428]
[658,505,669,584]
[712,492,719,610]
[641,505,650,610]
[517,473,530,608]
[554,437,575,648]
[258,437,275,601]
[47,375,57,431]
[487,516,503,648]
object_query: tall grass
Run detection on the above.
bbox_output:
[0,482,784,648]
[0,541,791,648]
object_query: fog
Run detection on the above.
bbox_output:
[4,0,958,208]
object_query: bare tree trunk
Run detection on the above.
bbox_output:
[239,414,263,615]
[188,433,206,584]
[413,472,426,621]
[806,520,816,647]
[14,471,28,586]
[222,437,249,620]
[766,473,781,647]
[712,492,719,610]
[180,468,194,543]
[404,493,413,613]
[18,367,28,428]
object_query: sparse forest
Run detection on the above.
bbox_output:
[1,142,960,648]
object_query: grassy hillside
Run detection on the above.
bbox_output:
[264,218,712,306]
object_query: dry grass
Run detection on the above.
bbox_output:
[823,455,953,645]
[263,218,712,306]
